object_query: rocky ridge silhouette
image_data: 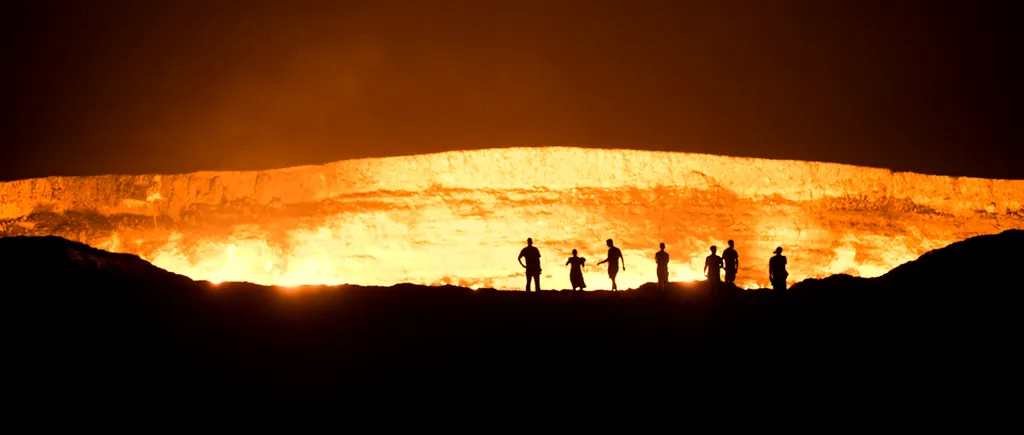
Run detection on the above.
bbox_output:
[1,230,1020,401]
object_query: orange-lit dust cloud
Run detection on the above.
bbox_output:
[2,147,1022,290]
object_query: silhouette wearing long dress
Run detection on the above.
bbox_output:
[518,238,542,292]
[596,239,625,291]
[769,246,788,293]
[655,243,669,294]
[704,245,723,294]
[723,240,739,285]
[565,249,587,291]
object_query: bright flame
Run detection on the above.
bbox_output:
[99,213,955,291]
[5,147,1023,290]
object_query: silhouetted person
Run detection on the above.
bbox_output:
[655,243,669,294]
[723,240,739,285]
[769,246,788,293]
[704,245,723,294]
[565,249,587,291]
[518,238,542,292]
[597,239,625,291]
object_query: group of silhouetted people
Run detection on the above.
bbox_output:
[702,240,740,296]
[518,238,789,294]
[518,238,628,292]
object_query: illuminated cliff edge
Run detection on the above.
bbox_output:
[1,147,1022,290]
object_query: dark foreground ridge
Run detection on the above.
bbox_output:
[2,231,1022,401]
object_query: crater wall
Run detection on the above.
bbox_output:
[2,147,1021,289]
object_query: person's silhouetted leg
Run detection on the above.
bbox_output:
[772,279,786,295]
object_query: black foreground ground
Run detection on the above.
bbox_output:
[2,231,1021,401]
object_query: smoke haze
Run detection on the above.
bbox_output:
[1,0,1019,180]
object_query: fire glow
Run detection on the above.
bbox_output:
[2,147,1022,290]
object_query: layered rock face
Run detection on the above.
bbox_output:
[2,147,1022,289]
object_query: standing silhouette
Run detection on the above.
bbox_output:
[596,239,625,291]
[565,249,587,291]
[655,243,669,294]
[704,245,723,294]
[769,246,788,293]
[723,240,739,285]
[518,238,542,292]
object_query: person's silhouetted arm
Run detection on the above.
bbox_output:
[518,251,526,269]
[620,254,626,271]
[703,259,708,277]
[565,258,571,266]
[597,257,607,265]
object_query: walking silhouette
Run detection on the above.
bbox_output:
[769,246,788,293]
[565,249,587,291]
[655,243,669,295]
[596,239,625,291]
[704,245,723,295]
[518,238,542,292]
[723,240,739,284]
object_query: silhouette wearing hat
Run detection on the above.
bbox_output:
[518,238,542,292]
[769,246,788,292]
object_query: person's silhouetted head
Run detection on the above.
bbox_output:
[774,246,783,255]
[728,240,734,248]
[710,245,717,254]
[660,242,665,250]
[572,249,578,256]
[607,239,614,247]
[527,238,533,246]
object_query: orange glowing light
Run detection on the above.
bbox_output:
[1,147,1022,290]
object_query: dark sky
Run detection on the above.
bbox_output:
[1,0,1020,181]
